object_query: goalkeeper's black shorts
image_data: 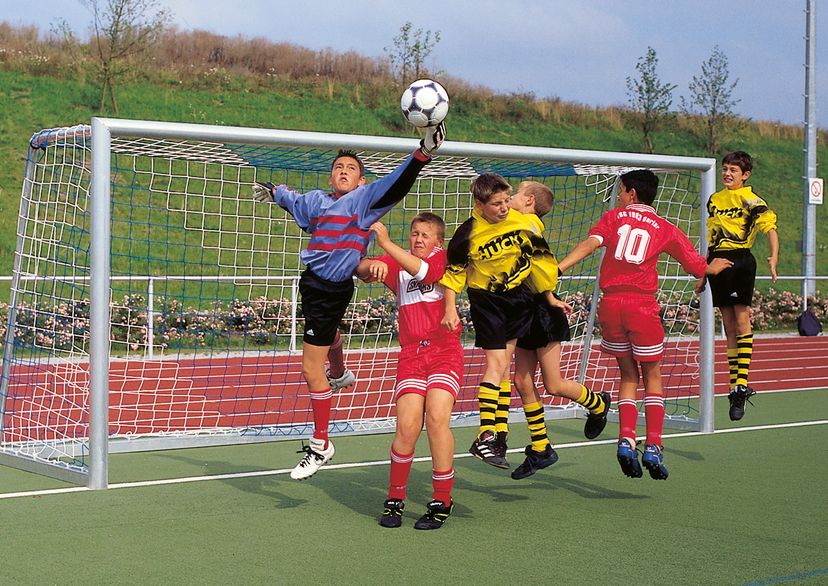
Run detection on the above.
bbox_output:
[299,269,354,347]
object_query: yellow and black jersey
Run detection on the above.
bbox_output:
[440,208,559,294]
[706,186,778,251]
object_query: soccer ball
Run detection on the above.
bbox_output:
[400,79,450,128]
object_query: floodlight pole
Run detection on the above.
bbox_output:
[802,0,817,308]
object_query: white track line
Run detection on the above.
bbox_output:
[2,418,826,501]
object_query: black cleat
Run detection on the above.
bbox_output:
[584,391,612,439]
[379,498,405,528]
[511,444,559,480]
[728,385,756,421]
[414,499,453,530]
[469,430,509,469]
[617,438,643,478]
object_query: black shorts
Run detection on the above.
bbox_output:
[467,285,533,350]
[517,293,572,350]
[707,249,756,307]
[299,269,354,346]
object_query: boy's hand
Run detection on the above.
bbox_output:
[768,256,778,283]
[369,222,390,246]
[705,257,733,276]
[441,307,460,331]
[365,260,388,282]
[419,121,446,157]
[694,276,707,294]
[544,291,573,315]
[252,181,276,203]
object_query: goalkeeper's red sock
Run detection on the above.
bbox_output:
[432,467,454,505]
[388,447,414,500]
[617,398,638,443]
[644,394,665,446]
[309,387,333,445]
[327,331,345,379]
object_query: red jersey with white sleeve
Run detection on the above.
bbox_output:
[377,247,461,347]
[589,203,707,295]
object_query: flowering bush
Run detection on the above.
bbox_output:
[0,287,824,355]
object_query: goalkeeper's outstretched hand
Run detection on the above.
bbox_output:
[419,121,446,157]
[253,181,276,203]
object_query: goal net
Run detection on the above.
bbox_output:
[0,119,717,486]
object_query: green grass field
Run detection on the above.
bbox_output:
[1,389,826,585]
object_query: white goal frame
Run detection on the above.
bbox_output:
[1,117,718,489]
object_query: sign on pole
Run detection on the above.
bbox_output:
[808,177,823,205]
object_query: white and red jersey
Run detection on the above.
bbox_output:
[589,203,707,295]
[376,247,461,348]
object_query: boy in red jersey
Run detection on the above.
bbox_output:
[356,213,462,530]
[558,170,732,480]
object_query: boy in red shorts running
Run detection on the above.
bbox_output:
[558,170,731,480]
[356,213,461,530]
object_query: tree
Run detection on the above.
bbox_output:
[82,0,171,113]
[680,45,740,154]
[626,47,676,153]
[385,22,441,83]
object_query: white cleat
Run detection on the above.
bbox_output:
[290,438,335,480]
[326,368,356,391]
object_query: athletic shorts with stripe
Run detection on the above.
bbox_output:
[298,268,354,347]
[598,292,664,362]
[394,338,464,400]
[707,249,756,307]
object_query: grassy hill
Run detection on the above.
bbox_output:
[1,67,826,292]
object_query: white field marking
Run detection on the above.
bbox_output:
[1,418,827,501]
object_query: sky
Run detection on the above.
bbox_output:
[2,0,826,127]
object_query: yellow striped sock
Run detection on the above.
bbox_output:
[523,401,550,452]
[736,333,753,387]
[727,347,739,388]
[495,379,511,437]
[576,385,604,414]
[478,382,499,436]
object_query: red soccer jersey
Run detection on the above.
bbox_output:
[377,248,461,347]
[589,203,707,295]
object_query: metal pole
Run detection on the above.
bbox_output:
[699,164,717,434]
[88,118,112,490]
[802,0,817,308]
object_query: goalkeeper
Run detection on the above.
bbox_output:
[252,123,446,481]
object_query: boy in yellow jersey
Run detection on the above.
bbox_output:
[507,181,611,479]
[703,151,778,421]
[441,173,560,469]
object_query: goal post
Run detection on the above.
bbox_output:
[1,117,717,489]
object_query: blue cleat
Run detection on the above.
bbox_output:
[642,444,669,480]
[617,438,643,478]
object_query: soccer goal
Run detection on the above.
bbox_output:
[0,118,717,488]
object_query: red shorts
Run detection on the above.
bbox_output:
[598,292,664,362]
[394,338,464,400]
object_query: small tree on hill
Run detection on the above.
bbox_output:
[385,22,441,83]
[626,47,676,153]
[680,45,740,154]
[81,0,171,113]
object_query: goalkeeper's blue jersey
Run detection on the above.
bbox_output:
[274,150,429,282]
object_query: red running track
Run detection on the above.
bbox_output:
[2,335,825,442]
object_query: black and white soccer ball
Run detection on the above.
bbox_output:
[400,79,450,128]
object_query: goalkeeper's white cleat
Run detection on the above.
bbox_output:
[290,438,335,480]
[326,368,356,391]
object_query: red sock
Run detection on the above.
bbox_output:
[617,398,638,442]
[432,468,454,505]
[327,331,345,379]
[388,447,414,500]
[309,387,333,444]
[644,394,665,446]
